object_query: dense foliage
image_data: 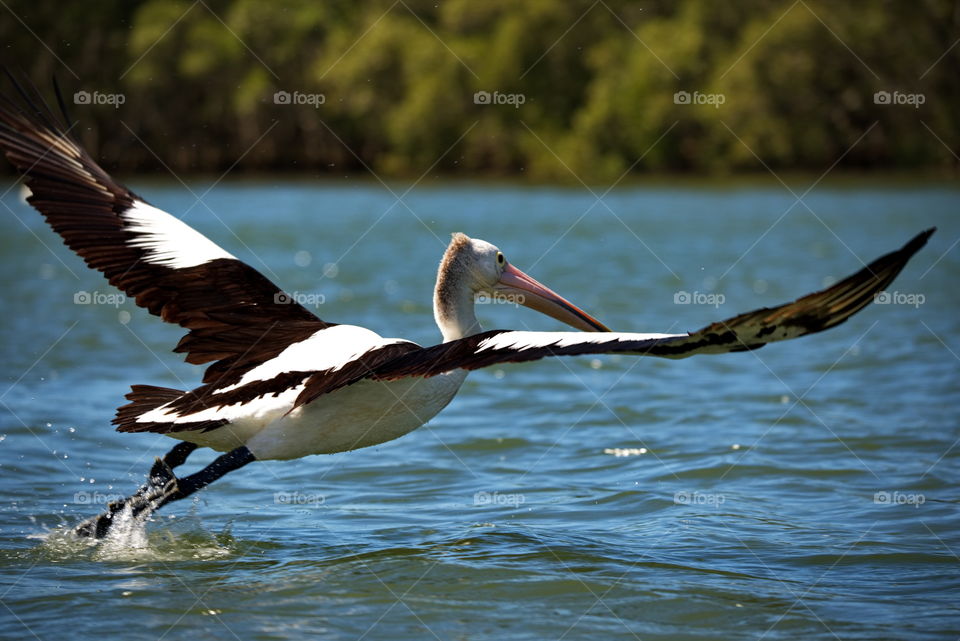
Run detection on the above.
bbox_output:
[2,0,957,180]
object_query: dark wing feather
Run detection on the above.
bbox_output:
[292,342,423,408]
[0,76,331,386]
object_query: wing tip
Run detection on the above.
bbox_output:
[904,227,936,257]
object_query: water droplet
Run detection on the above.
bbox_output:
[590,359,602,370]
[752,279,768,294]
[323,262,339,278]
[603,447,647,457]
[294,250,311,267]
[118,310,131,325]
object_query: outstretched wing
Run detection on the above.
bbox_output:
[367,228,934,379]
[0,76,330,387]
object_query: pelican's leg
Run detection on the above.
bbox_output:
[161,441,198,469]
[152,446,256,510]
[121,441,199,515]
[75,445,255,539]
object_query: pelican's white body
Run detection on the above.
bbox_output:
[221,372,466,460]
[139,324,469,460]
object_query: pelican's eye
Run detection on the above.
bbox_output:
[496,252,505,266]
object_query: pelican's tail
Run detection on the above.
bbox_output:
[113,385,185,432]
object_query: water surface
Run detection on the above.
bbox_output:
[0,178,958,639]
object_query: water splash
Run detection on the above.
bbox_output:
[89,503,151,560]
[30,509,238,563]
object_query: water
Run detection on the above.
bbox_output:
[1,178,958,640]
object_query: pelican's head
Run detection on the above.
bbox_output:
[433,233,610,341]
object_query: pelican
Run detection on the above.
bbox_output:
[0,79,934,538]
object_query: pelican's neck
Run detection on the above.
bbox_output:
[434,267,480,342]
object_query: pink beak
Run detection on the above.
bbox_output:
[493,263,611,332]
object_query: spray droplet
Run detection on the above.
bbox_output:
[604,447,647,457]
[294,250,311,267]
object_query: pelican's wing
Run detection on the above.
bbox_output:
[368,228,934,379]
[0,78,330,387]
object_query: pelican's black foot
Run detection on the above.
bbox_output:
[74,445,254,539]
[74,457,181,539]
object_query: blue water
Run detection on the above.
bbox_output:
[0,178,958,639]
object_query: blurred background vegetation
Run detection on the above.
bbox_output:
[1,0,957,181]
